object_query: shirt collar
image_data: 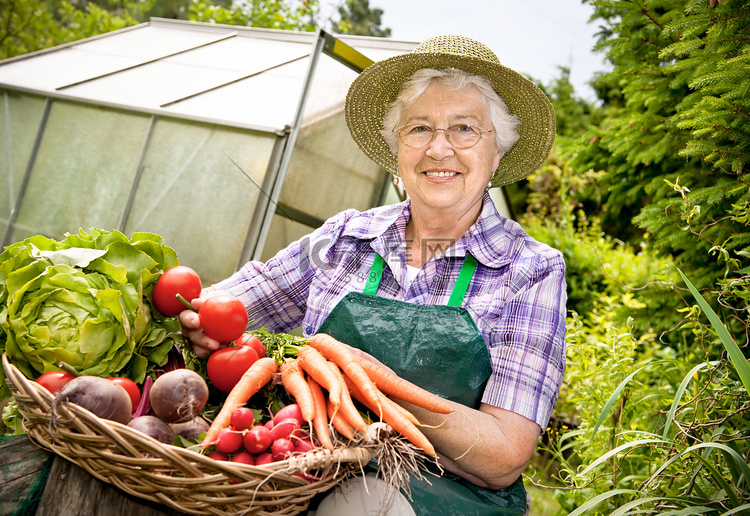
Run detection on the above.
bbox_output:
[340,191,518,269]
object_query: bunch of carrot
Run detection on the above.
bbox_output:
[201,333,453,458]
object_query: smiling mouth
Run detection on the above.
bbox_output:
[425,171,458,178]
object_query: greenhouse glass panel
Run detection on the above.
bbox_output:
[0,91,47,240]
[122,118,275,285]
[9,100,150,243]
[276,54,389,227]
[261,214,314,263]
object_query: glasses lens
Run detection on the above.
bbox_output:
[396,124,487,148]
[399,125,434,147]
[447,124,482,148]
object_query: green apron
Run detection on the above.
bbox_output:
[317,253,529,516]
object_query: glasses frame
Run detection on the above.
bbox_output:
[393,123,493,149]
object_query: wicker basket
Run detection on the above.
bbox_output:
[2,353,373,516]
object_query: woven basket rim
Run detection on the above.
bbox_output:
[2,352,372,516]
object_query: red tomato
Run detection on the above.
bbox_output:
[236,333,266,358]
[152,266,202,316]
[108,377,141,410]
[206,346,259,393]
[36,371,76,395]
[199,295,248,343]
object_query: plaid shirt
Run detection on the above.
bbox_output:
[214,191,567,430]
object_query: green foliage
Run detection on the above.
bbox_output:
[333,0,391,37]
[0,0,149,60]
[518,152,684,342]
[188,0,320,31]
[565,0,750,293]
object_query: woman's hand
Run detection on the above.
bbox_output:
[178,288,224,359]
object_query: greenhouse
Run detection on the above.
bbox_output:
[0,19,512,284]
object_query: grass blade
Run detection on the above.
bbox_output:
[566,489,637,516]
[662,361,716,440]
[591,364,649,442]
[678,268,750,395]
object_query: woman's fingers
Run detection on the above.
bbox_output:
[179,303,222,358]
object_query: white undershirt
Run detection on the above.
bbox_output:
[404,265,420,290]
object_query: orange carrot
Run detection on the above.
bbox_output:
[326,362,368,433]
[326,397,354,440]
[354,355,453,414]
[345,376,435,457]
[297,345,342,410]
[201,357,277,450]
[280,359,315,424]
[307,377,334,450]
[309,333,382,417]
[343,374,419,426]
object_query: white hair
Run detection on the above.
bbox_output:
[381,68,521,155]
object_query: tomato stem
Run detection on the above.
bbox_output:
[176,293,193,310]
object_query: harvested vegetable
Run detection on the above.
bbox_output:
[170,416,210,440]
[206,345,259,393]
[149,369,209,424]
[0,228,186,401]
[354,355,452,414]
[199,295,248,343]
[51,376,132,425]
[128,415,175,444]
[309,333,382,417]
[201,357,277,450]
[152,265,202,316]
[35,371,76,396]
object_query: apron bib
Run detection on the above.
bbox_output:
[316,253,528,516]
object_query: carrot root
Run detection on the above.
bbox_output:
[310,333,382,417]
[354,355,453,415]
[201,357,277,450]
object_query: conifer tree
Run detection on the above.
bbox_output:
[566,0,750,302]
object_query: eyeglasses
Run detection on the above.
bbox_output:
[393,123,493,149]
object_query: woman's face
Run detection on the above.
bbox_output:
[397,81,502,218]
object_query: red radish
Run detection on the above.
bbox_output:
[214,428,243,454]
[243,425,272,454]
[208,450,229,461]
[231,450,256,466]
[230,407,255,430]
[293,439,314,454]
[271,438,295,461]
[273,404,304,427]
[255,452,274,465]
[264,419,275,430]
[269,418,300,442]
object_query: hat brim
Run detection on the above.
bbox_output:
[345,51,556,188]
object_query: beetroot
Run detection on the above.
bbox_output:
[52,376,132,425]
[170,416,210,440]
[149,369,208,424]
[128,415,175,444]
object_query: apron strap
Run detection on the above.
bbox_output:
[447,253,477,307]
[363,254,385,295]
[363,253,477,307]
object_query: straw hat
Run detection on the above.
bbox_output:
[345,34,556,188]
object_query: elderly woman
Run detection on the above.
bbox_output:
[181,35,566,516]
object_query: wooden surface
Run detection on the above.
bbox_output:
[0,433,184,515]
[0,434,51,515]
[35,455,184,516]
